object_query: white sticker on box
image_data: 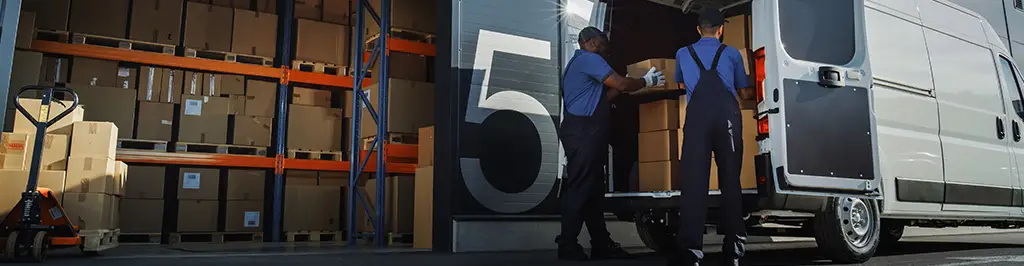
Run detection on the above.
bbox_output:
[184,99,203,116]
[182,172,201,189]
[118,67,130,77]
[160,120,172,125]
[244,211,260,227]
[361,90,371,109]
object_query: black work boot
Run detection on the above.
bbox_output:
[589,241,633,260]
[557,243,589,261]
[720,258,740,266]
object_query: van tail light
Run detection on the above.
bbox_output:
[757,117,769,135]
[753,47,766,104]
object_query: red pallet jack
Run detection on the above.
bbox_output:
[0,86,80,262]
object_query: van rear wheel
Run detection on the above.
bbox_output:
[635,212,678,254]
[813,197,880,264]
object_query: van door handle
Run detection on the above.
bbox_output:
[1014,121,1021,142]
[997,117,1006,140]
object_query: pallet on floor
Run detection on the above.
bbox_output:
[118,233,161,244]
[185,48,273,66]
[388,233,413,245]
[117,139,169,152]
[285,230,343,242]
[361,133,418,150]
[291,60,345,75]
[173,142,268,156]
[287,149,344,161]
[168,232,264,244]
[80,229,120,252]
[71,33,175,55]
[34,29,69,42]
[365,28,436,45]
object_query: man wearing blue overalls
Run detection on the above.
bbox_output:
[669,9,750,266]
[557,26,666,261]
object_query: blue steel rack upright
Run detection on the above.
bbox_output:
[348,0,392,247]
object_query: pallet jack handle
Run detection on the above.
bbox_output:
[11,85,78,216]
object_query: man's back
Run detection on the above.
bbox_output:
[675,37,748,102]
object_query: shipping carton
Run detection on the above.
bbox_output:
[740,110,758,189]
[179,95,231,144]
[360,175,414,233]
[294,0,322,20]
[119,199,163,233]
[627,59,678,91]
[256,0,277,13]
[343,90,353,118]
[229,95,246,115]
[418,126,434,167]
[292,87,331,107]
[318,171,350,187]
[638,161,678,191]
[286,170,318,186]
[225,201,263,232]
[245,80,276,117]
[371,52,429,82]
[40,56,70,84]
[227,169,265,200]
[183,71,204,96]
[184,2,234,51]
[129,0,184,45]
[201,73,221,96]
[0,133,29,169]
[413,167,433,249]
[177,200,219,232]
[723,15,750,49]
[69,0,129,38]
[70,57,120,87]
[360,79,434,138]
[15,12,35,49]
[25,134,70,171]
[221,75,245,95]
[322,0,350,25]
[114,161,128,196]
[638,130,679,163]
[364,0,436,36]
[230,115,272,147]
[23,0,71,31]
[296,19,348,65]
[116,67,138,90]
[0,170,67,218]
[125,165,165,199]
[288,105,343,150]
[69,122,119,159]
[62,192,116,230]
[178,168,221,200]
[160,69,185,103]
[66,157,117,194]
[73,85,137,136]
[638,100,679,133]
[137,66,164,102]
[136,101,175,141]
[13,98,84,135]
[9,51,43,105]
[284,185,342,231]
[232,10,278,58]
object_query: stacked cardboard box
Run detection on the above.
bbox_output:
[358,175,414,235]
[73,84,138,139]
[225,169,265,232]
[363,0,437,37]
[68,0,129,38]
[120,166,165,233]
[184,2,233,51]
[194,0,276,14]
[22,0,70,31]
[180,95,231,144]
[284,170,344,232]
[130,0,184,45]
[64,121,124,230]
[723,15,756,107]
[296,19,349,66]
[288,104,343,151]
[177,168,220,232]
[630,59,681,192]
[413,126,433,249]
[359,79,434,139]
[0,129,71,218]
[233,9,279,58]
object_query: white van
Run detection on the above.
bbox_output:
[605,0,1024,263]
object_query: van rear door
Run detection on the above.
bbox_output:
[753,0,880,198]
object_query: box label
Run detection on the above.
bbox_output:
[244,211,260,227]
[182,172,201,189]
[184,99,203,116]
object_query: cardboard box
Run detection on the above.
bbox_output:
[232,10,278,58]
[119,199,163,233]
[40,56,70,84]
[723,15,750,49]
[322,0,350,24]
[294,0,322,20]
[318,171,350,187]
[627,59,677,91]
[9,51,44,105]
[0,133,29,169]
[63,192,115,230]
[287,170,318,186]
[418,126,433,167]
[364,0,436,36]
[23,0,71,31]
[16,12,35,49]
[288,105,343,150]
[137,66,164,102]
[136,101,175,141]
[125,165,165,199]
[179,95,231,144]
[740,110,758,189]
[202,73,222,96]
[372,52,429,82]
[229,95,246,115]
[284,185,342,231]
[129,0,184,45]
[110,196,120,228]
[638,100,679,133]
[70,57,119,87]
[360,79,434,138]
[25,134,70,171]
[256,0,277,13]
[292,87,331,107]
[638,161,678,191]
[70,122,119,159]
[225,201,263,232]
[13,98,84,135]
[116,67,139,90]
[114,161,128,196]
[221,75,245,95]
[66,157,117,194]
[245,80,276,117]
[0,170,67,218]
[178,168,220,200]
[227,169,265,200]
[343,90,353,118]
[296,19,348,65]
[184,2,234,51]
[360,175,414,233]
[231,115,272,147]
[177,200,219,232]
[69,0,129,38]
[73,85,137,137]
[183,71,204,96]
[639,130,679,163]
[413,167,433,249]
[160,69,185,103]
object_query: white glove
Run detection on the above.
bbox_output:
[642,67,666,88]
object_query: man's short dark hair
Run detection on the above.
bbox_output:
[699,23,723,35]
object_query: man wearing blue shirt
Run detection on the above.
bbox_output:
[669,9,750,266]
[557,26,665,261]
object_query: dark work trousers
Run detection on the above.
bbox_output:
[676,45,748,262]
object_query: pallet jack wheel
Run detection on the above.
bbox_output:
[28,231,47,262]
[4,231,19,260]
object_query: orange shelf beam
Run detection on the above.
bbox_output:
[361,37,437,63]
[116,150,415,173]
[287,69,370,88]
[31,40,282,78]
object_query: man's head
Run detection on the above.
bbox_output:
[697,8,726,39]
[578,26,610,56]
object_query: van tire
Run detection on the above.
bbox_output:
[813,197,880,264]
[635,212,677,254]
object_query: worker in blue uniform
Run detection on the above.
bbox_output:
[557,26,666,261]
[668,9,750,266]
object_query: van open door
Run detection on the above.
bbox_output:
[753,0,881,199]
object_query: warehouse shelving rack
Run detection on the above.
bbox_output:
[0,0,432,245]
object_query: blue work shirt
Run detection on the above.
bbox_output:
[675,37,748,103]
[563,50,613,117]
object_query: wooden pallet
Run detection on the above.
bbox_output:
[80,229,120,252]
[365,28,436,45]
[168,232,264,244]
[118,233,161,244]
[361,133,419,150]
[285,230,343,242]
[388,233,413,245]
[287,149,344,161]
[291,60,345,75]
[174,142,268,156]
[34,29,69,42]
[71,33,175,55]
[185,48,274,66]
[117,139,169,151]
